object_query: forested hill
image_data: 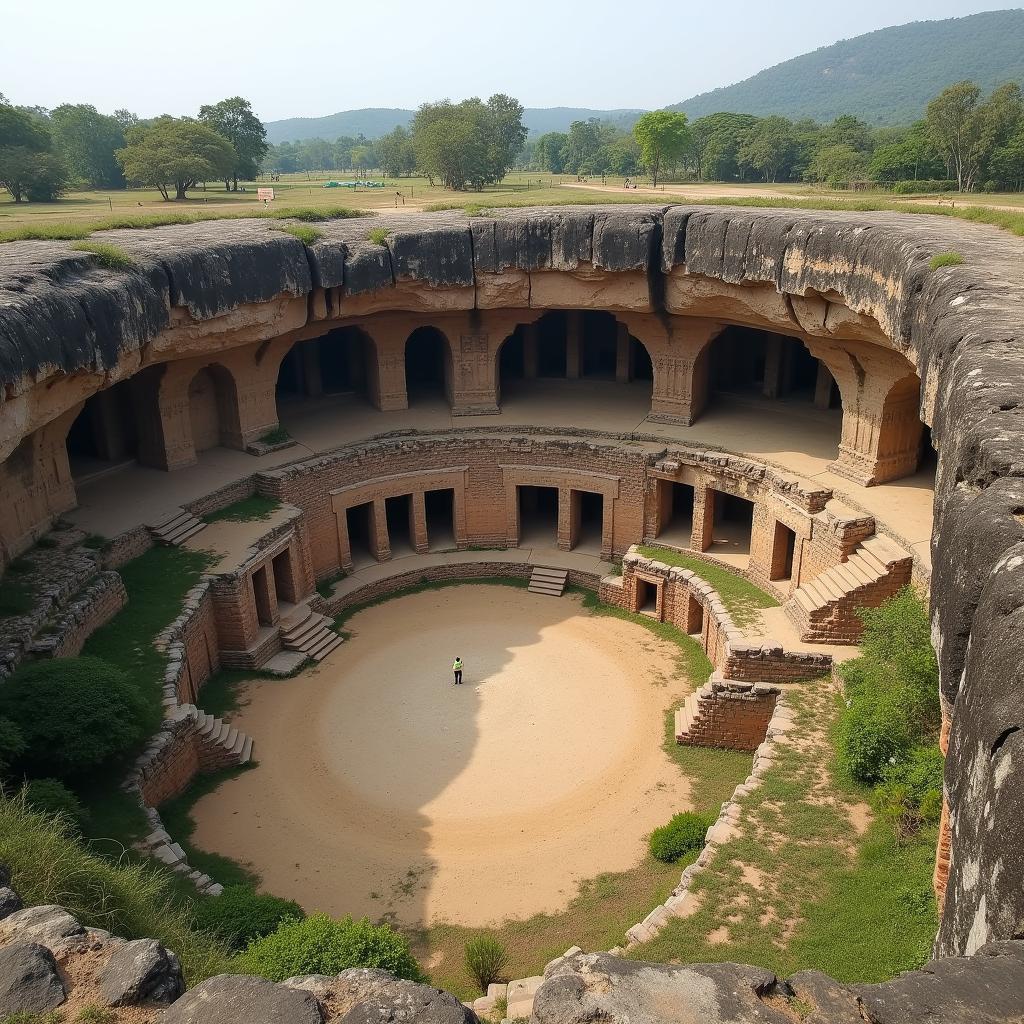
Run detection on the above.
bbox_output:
[671,10,1024,125]
[264,107,646,144]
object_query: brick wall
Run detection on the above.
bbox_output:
[679,682,780,752]
[42,572,128,658]
[102,525,153,569]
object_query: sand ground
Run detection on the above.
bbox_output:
[190,586,693,927]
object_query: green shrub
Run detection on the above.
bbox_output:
[279,224,323,245]
[34,537,59,550]
[649,811,708,863]
[5,557,34,574]
[838,709,904,785]
[75,1006,117,1023]
[193,886,304,951]
[237,913,423,983]
[71,242,137,271]
[81,534,109,550]
[0,580,35,618]
[21,778,89,831]
[0,717,26,776]
[890,179,957,194]
[258,426,291,446]
[929,251,964,270]
[875,745,945,840]
[464,934,510,991]
[367,227,389,246]
[0,657,147,779]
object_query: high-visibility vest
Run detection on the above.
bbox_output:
[453,660,463,671]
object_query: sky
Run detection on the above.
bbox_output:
[1,1,1012,122]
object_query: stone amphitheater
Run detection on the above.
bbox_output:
[0,204,1022,1021]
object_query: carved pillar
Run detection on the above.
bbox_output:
[412,492,429,553]
[565,311,581,379]
[691,486,715,552]
[557,486,575,550]
[336,507,353,571]
[601,494,615,559]
[370,323,409,412]
[451,324,500,415]
[813,361,834,409]
[615,322,630,383]
[370,499,391,561]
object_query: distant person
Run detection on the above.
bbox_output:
[452,656,464,685]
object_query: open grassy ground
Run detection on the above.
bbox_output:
[635,545,780,627]
[629,681,939,983]
[4,171,1024,241]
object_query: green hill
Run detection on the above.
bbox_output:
[670,10,1024,125]
[264,107,647,144]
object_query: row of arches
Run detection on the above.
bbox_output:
[62,311,932,490]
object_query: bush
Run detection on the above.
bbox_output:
[193,886,304,951]
[237,913,423,983]
[838,709,904,785]
[464,934,510,991]
[875,745,945,840]
[21,778,88,832]
[649,811,708,863]
[0,657,148,779]
[0,717,26,777]
[929,251,964,270]
[0,580,35,618]
[890,179,957,194]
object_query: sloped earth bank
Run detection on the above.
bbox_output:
[190,586,693,926]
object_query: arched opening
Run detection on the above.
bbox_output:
[708,326,832,408]
[65,380,138,482]
[276,327,376,404]
[495,311,654,414]
[405,327,451,406]
[188,364,236,454]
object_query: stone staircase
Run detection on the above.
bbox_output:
[528,565,568,596]
[674,678,780,751]
[784,533,914,644]
[280,602,344,662]
[147,507,206,546]
[181,704,255,767]
[674,688,705,743]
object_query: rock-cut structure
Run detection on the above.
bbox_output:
[0,203,1022,1018]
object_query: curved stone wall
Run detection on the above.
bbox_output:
[1,205,1022,958]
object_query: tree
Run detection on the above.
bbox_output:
[49,104,125,188]
[988,128,1024,191]
[113,109,139,132]
[926,81,985,191]
[868,121,944,182]
[737,116,797,182]
[117,117,237,200]
[689,112,757,181]
[0,657,147,779]
[534,132,568,173]
[632,110,690,187]
[805,143,868,188]
[198,96,268,191]
[0,104,68,202]
[376,126,415,177]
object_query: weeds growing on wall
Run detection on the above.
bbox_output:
[276,224,323,245]
[928,250,964,269]
[70,241,136,270]
[204,495,280,523]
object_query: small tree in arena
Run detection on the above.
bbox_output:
[632,110,690,187]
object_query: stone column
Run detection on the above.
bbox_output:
[370,498,391,561]
[565,311,582,379]
[91,389,130,461]
[523,324,538,379]
[411,492,429,553]
[451,324,500,415]
[369,323,409,412]
[762,335,783,399]
[557,486,574,550]
[336,508,353,571]
[453,479,470,549]
[813,361,834,409]
[691,486,715,553]
[601,494,615,559]
[302,342,324,397]
[615,323,631,383]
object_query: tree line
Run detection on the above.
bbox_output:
[3,78,1023,204]
[0,94,268,202]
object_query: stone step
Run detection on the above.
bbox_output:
[240,736,254,764]
[311,634,344,661]
[532,566,568,581]
[221,726,239,751]
[842,556,876,587]
[150,508,190,531]
[282,615,326,647]
[528,581,565,595]
[861,533,911,566]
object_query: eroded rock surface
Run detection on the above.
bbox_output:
[0,941,66,1016]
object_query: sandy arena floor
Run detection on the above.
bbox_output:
[190,585,695,927]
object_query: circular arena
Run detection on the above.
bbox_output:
[1,204,1023,1018]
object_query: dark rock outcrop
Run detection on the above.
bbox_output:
[0,886,23,921]
[0,904,86,948]
[0,941,66,1016]
[98,937,186,1006]
[159,974,324,1024]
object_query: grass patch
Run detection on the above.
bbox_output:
[4,557,35,574]
[0,579,35,618]
[277,224,323,245]
[929,250,964,270]
[81,533,109,550]
[0,794,232,983]
[159,766,261,890]
[0,206,368,243]
[367,227,390,245]
[70,241,135,270]
[316,569,348,600]
[204,495,280,523]
[258,425,291,445]
[630,683,938,983]
[636,546,779,627]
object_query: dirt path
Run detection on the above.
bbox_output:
[190,586,692,927]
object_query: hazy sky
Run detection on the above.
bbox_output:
[2,1,1010,122]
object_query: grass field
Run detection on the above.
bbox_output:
[4,171,1024,240]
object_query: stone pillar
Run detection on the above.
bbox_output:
[762,335,783,399]
[412,492,429,553]
[684,592,704,634]
[691,486,715,553]
[453,480,470,549]
[91,389,130,461]
[302,342,324,397]
[601,495,615,559]
[615,323,630,383]
[557,486,574,550]
[813,361,834,409]
[523,324,538,379]
[336,508,353,571]
[370,498,391,561]
[565,311,581,380]
[370,323,409,412]
[251,565,278,628]
[451,324,500,415]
